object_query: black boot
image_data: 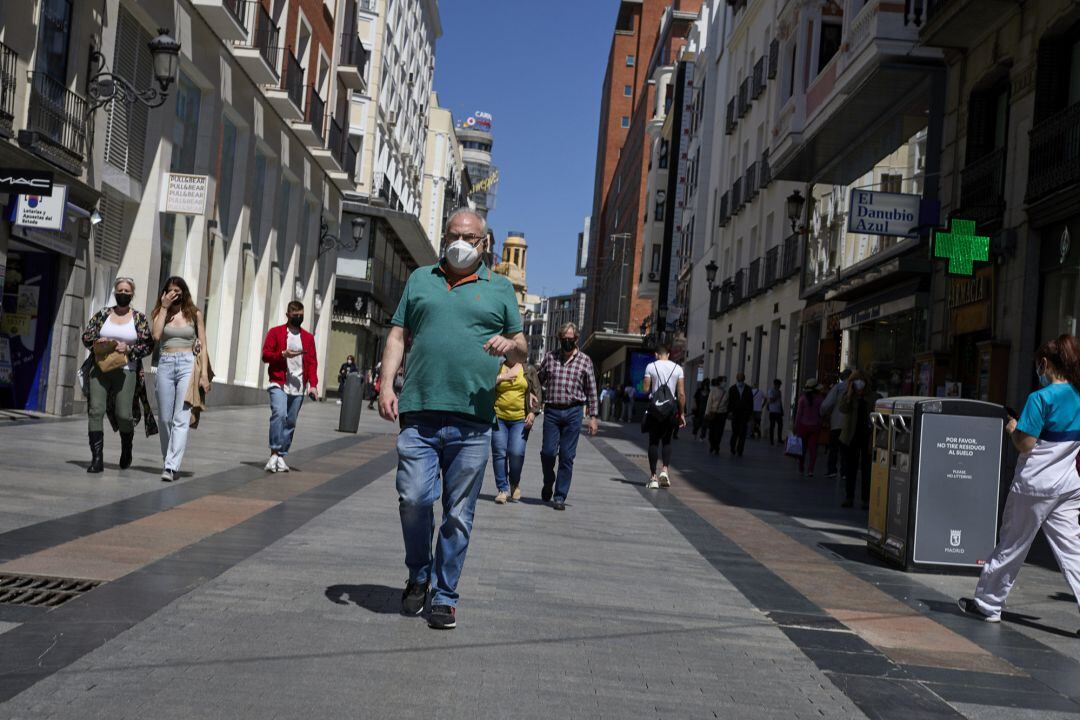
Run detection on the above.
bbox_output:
[87,431,104,473]
[119,432,134,470]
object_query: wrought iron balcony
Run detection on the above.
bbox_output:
[21,72,88,175]
[719,279,734,313]
[718,191,730,227]
[738,78,749,118]
[764,246,779,288]
[752,57,765,99]
[230,1,280,85]
[959,146,1006,227]
[748,258,763,296]
[0,42,16,138]
[732,268,746,306]
[328,114,346,167]
[1027,101,1080,204]
[725,97,736,135]
[307,86,325,141]
[745,161,758,200]
[732,178,743,213]
[284,49,303,110]
[781,233,800,279]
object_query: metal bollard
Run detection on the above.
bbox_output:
[337,372,364,433]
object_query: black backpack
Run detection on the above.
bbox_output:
[647,364,678,422]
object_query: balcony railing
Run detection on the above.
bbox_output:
[745,161,758,200]
[752,57,765,99]
[764,245,779,288]
[25,71,88,169]
[768,38,779,79]
[718,191,730,226]
[748,258,763,296]
[283,49,303,109]
[328,114,345,167]
[1027,100,1080,203]
[0,42,16,137]
[759,149,771,189]
[732,177,743,212]
[959,147,1006,227]
[223,0,247,30]
[341,31,368,75]
[719,279,734,313]
[307,86,325,142]
[781,233,800,279]
[234,1,280,73]
[732,268,746,306]
[738,78,749,118]
[344,137,358,179]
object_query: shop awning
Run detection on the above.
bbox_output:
[341,200,438,267]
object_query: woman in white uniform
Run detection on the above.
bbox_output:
[959,334,1080,624]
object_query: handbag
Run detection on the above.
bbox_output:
[785,435,804,458]
[93,341,128,373]
[77,355,93,398]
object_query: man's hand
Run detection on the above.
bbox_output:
[307,390,318,401]
[282,348,303,359]
[525,412,535,430]
[379,388,399,422]
[677,413,688,429]
[588,416,599,436]
[483,335,517,357]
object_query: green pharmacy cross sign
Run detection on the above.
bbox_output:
[933,218,989,276]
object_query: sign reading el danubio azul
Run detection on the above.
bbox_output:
[161,173,209,215]
[847,189,920,237]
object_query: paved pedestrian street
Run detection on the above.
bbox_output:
[2,405,1080,718]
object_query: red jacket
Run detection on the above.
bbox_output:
[262,324,319,390]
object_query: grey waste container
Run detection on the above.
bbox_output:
[337,372,364,433]
[881,397,1006,571]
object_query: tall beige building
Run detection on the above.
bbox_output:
[420,93,468,252]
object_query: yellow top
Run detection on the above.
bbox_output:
[494,364,528,421]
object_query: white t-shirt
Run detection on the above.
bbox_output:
[284,329,305,395]
[645,360,683,399]
[100,314,138,372]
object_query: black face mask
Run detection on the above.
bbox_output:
[288,315,304,328]
[560,337,577,352]
[114,293,133,308]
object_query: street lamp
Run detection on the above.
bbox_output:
[704,259,719,289]
[318,216,367,257]
[786,189,806,233]
[87,28,181,112]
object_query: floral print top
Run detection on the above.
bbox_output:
[81,307,154,361]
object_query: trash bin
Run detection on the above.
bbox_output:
[879,397,1006,571]
[866,398,896,555]
[337,372,364,433]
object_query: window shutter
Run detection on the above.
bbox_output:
[103,7,153,178]
[95,188,126,266]
[768,38,780,79]
[1033,38,1065,126]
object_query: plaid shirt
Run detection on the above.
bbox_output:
[538,350,599,417]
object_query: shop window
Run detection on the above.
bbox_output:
[817,23,842,75]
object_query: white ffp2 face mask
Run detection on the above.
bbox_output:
[445,240,480,271]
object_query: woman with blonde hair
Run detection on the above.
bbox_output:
[151,276,211,482]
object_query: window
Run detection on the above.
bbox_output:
[658,139,669,169]
[276,179,293,270]
[217,117,238,238]
[170,73,201,173]
[786,42,798,99]
[880,173,902,194]
[624,84,632,97]
[620,116,630,128]
[250,153,268,255]
[651,245,662,274]
[626,55,635,67]
[967,80,1009,162]
[654,190,666,222]
[817,23,842,74]
[35,0,72,81]
[104,6,153,178]
[299,201,313,280]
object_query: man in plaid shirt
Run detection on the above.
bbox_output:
[537,321,599,510]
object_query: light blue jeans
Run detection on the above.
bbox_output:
[490,418,527,493]
[268,385,304,456]
[156,352,194,472]
[396,411,491,607]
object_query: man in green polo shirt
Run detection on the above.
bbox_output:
[378,207,526,630]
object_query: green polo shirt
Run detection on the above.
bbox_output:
[391,262,523,423]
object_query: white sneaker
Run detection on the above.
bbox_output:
[658,471,670,488]
[275,455,290,472]
[264,456,278,473]
[646,478,660,489]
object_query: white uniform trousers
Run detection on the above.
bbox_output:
[974,487,1080,617]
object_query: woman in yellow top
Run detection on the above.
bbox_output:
[491,359,541,504]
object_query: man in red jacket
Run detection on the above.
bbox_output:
[261,301,319,472]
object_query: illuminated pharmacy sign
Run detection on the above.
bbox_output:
[933,218,989,276]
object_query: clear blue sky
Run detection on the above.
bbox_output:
[434,0,617,298]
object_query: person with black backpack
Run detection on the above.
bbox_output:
[641,344,686,489]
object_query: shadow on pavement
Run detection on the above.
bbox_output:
[63,460,184,477]
[325,584,401,614]
[477,493,548,507]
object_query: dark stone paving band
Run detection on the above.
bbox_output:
[0,442,397,704]
[589,437,1080,718]
[0,434,368,564]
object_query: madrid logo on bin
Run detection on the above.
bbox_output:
[950,529,962,548]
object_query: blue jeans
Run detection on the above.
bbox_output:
[396,412,491,607]
[490,418,527,493]
[541,405,583,502]
[268,386,304,456]
[156,352,194,472]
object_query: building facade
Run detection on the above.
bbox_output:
[456,116,496,218]
[420,92,468,252]
[0,0,357,413]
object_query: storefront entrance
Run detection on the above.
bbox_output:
[0,243,59,410]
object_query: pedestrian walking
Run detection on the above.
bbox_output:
[727,373,754,457]
[150,277,211,482]
[600,384,613,422]
[793,380,824,477]
[378,207,526,630]
[80,277,156,474]
[820,369,850,478]
[751,384,765,439]
[367,363,381,410]
[260,301,319,473]
[491,358,541,504]
[838,370,878,508]
[621,383,634,422]
[705,376,728,454]
[767,379,784,445]
[538,322,600,510]
[337,354,358,404]
[642,344,686,489]
[692,378,710,440]
[959,335,1080,625]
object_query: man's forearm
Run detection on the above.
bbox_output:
[380,328,405,388]
[505,333,527,364]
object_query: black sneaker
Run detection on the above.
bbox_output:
[428,604,456,629]
[553,500,566,511]
[401,580,427,616]
[541,482,554,502]
[957,597,1000,623]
